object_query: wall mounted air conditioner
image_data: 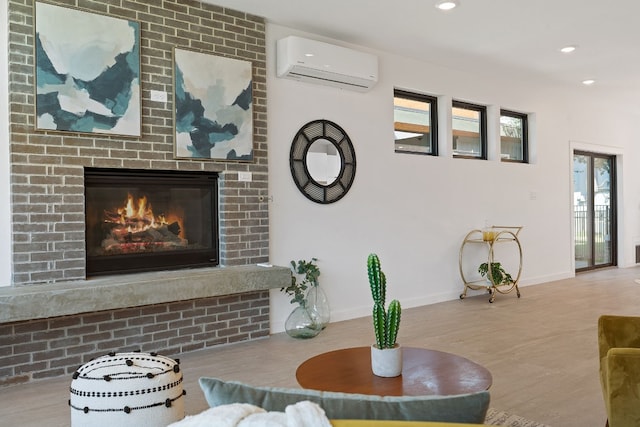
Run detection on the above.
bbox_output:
[276,36,378,92]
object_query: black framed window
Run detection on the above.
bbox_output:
[500,110,528,163]
[393,89,438,156]
[452,100,486,159]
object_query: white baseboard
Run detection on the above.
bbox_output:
[270,272,577,334]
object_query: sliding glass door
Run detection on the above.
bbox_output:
[573,151,616,271]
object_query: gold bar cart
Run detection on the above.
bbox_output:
[459,226,523,303]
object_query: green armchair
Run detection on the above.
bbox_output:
[598,315,640,427]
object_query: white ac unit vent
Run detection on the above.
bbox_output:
[276,36,378,92]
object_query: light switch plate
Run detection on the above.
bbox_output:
[238,172,252,182]
[150,90,168,102]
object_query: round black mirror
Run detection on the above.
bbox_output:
[290,119,356,204]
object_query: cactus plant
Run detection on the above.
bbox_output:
[367,253,401,349]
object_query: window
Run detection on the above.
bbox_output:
[393,89,438,156]
[500,110,528,163]
[452,101,486,159]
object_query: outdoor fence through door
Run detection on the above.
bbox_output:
[573,151,616,271]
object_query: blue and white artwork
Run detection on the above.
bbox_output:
[35,2,141,136]
[174,48,253,161]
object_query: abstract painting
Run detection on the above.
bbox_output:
[174,48,253,161]
[35,2,141,136]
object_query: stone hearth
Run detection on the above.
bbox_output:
[0,265,289,324]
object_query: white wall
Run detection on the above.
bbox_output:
[1,2,10,287]
[1,13,637,326]
[266,24,640,333]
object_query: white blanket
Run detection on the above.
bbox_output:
[168,401,332,427]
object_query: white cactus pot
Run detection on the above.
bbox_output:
[371,344,403,377]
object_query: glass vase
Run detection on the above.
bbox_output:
[306,285,330,329]
[285,305,322,339]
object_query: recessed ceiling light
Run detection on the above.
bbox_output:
[582,79,595,86]
[435,1,459,11]
[560,45,577,54]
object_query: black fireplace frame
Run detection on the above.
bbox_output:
[84,167,219,277]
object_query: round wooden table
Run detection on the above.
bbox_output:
[296,346,492,396]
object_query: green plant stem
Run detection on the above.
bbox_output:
[281,258,320,306]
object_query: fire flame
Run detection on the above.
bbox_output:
[109,193,183,236]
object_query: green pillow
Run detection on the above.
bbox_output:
[198,377,490,423]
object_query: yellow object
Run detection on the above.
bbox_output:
[598,315,640,427]
[331,421,487,426]
[481,230,495,241]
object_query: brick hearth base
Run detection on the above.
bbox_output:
[0,265,289,386]
[0,292,268,386]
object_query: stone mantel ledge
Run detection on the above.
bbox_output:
[0,265,290,324]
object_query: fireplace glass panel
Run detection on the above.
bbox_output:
[85,168,219,276]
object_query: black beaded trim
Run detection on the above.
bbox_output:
[69,390,186,414]
[71,367,179,384]
[74,368,177,381]
[70,377,183,397]
[74,354,179,381]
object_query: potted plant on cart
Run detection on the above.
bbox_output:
[367,253,402,377]
[478,262,513,287]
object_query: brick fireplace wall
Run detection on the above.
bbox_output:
[0,291,269,386]
[7,0,268,285]
[2,0,278,386]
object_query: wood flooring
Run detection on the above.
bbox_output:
[2,266,638,427]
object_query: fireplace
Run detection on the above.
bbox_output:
[84,168,219,276]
